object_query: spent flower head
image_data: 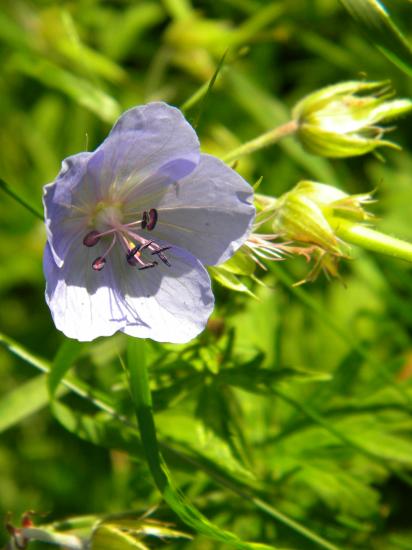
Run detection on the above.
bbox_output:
[292,81,412,158]
[43,102,255,343]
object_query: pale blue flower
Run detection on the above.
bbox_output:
[43,103,255,343]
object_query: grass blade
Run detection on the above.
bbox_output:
[126,338,281,550]
[340,0,412,77]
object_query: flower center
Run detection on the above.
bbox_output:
[95,205,123,231]
[82,207,171,272]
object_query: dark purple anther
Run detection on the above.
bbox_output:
[92,257,106,271]
[141,211,148,229]
[151,246,171,266]
[138,261,158,270]
[147,208,158,231]
[159,255,171,267]
[83,230,101,247]
[151,246,171,255]
[140,240,153,251]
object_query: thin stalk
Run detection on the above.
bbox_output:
[332,218,412,263]
[223,120,298,163]
[0,178,43,220]
[181,55,227,115]
[127,341,168,491]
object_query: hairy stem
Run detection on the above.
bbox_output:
[332,218,412,263]
[223,120,298,163]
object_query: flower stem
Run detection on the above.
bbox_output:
[331,218,412,263]
[223,120,298,164]
[0,177,43,220]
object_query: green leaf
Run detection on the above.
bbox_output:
[52,400,143,456]
[220,251,256,276]
[126,339,280,550]
[91,525,148,550]
[219,364,331,394]
[12,53,121,123]
[0,374,62,433]
[157,408,256,484]
[48,339,85,398]
[91,516,191,550]
[209,266,256,296]
[340,0,412,77]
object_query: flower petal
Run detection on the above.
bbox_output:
[43,242,135,341]
[117,243,215,343]
[125,154,255,266]
[43,152,93,267]
[44,238,214,344]
[88,102,200,199]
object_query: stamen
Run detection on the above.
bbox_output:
[159,255,171,267]
[138,261,158,270]
[92,257,106,271]
[90,234,117,271]
[141,211,148,229]
[151,246,171,255]
[83,230,101,247]
[146,208,158,231]
[151,246,172,266]
[140,240,154,251]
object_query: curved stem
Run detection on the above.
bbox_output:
[331,218,412,263]
[0,177,43,220]
[223,120,298,164]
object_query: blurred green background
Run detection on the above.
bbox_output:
[1,0,412,549]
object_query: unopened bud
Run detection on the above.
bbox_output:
[270,180,374,255]
[292,81,412,158]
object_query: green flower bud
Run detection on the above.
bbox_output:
[270,180,373,255]
[292,81,412,158]
[272,182,340,254]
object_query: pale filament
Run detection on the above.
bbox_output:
[85,208,171,271]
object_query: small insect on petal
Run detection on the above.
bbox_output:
[92,257,106,271]
[127,245,141,260]
[126,245,141,266]
[83,230,101,247]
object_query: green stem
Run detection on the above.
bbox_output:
[332,218,412,263]
[223,120,298,164]
[127,340,168,491]
[126,340,281,550]
[0,178,43,220]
